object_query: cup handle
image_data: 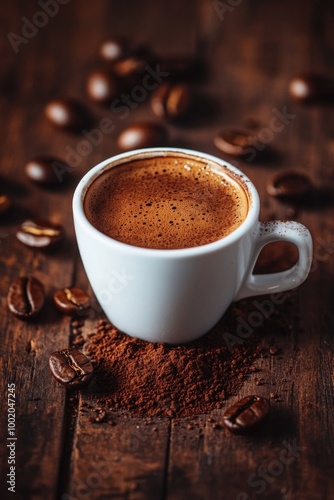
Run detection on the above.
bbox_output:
[236,221,313,300]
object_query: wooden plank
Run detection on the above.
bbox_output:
[165,0,334,498]
[66,356,171,499]
[1,0,334,498]
[65,1,202,499]
[166,288,334,500]
[0,3,85,499]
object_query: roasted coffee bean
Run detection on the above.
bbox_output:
[112,56,148,79]
[214,129,257,156]
[116,122,168,151]
[99,37,131,62]
[289,73,334,102]
[44,99,90,131]
[49,348,94,389]
[7,276,45,320]
[267,170,314,200]
[16,219,64,249]
[53,287,90,316]
[223,395,270,434]
[151,82,191,120]
[86,70,120,104]
[24,156,71,188]
[0,195,11,216]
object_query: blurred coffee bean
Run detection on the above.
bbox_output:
[16,219,64,249]
[7,276,45,320]
[112,56,148,79]
[49,348,94,389]
[24,156,71,188]
[285,206,299,219]
[117,122,167,151]
[86,70,120,104]
[151,82,191,120]
[214,129,257,156]
[223,395,270,434]
[267,170,314,200]
[44,99,90,131]
[53,287,90,316]
[289,73,334,102]
[0,195,11,216]
[243,117,261,130]
[99,37,131,62]
[289,75,317,102]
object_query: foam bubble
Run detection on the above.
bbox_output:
[84,156,248,249]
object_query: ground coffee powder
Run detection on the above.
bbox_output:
[84,306,267,418]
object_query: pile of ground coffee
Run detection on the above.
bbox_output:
[84,303,271,418]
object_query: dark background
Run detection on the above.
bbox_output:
[1,1,334,499]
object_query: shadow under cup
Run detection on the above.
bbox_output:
[73,148,312,343]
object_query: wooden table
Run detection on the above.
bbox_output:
[1,1,334,498]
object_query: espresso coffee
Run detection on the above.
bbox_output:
[84,155,248,249]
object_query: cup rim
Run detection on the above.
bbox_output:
[72,147,260,257]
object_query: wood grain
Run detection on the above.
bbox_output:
[1,0,334,499]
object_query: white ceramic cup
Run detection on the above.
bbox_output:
[73,148,313,344]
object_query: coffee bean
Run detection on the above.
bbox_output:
[7,276,45,320]
[0,195,11,216]
[49,348,93,389]
[112,56,148,79]
[86,70,120,104]
[116,122,168,151]
[151,83,191,120]
[53,287,90,316]
[223,395,270,434]
[24,156,71,188]
[16,219,64,249]
[44,99,90,131]
[284,206,299,219]
[267,170,314,200]
[99,37,131,62]
[289,73,334,102]
[214,129,257,156]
